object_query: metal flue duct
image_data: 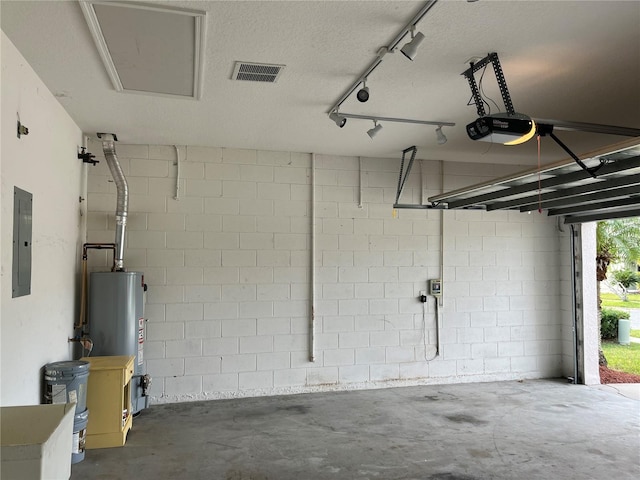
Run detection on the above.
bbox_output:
[99,133,128,270]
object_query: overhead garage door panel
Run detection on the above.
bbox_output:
[428,139,640,224]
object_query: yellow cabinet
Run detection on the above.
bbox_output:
[81,355,134,449]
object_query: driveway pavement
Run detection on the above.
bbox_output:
[593,383,640,400]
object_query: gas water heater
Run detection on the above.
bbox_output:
[88,271,149,415]
[85,133,149,415]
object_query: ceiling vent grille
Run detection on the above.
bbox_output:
[232,62,285,83]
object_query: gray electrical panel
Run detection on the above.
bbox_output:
[12,187,32,298]
[89,271,148,414]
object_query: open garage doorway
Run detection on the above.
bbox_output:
[425,141,640,386]
[592,218,640,384]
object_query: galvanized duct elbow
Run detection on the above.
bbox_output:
[100,134,128,271]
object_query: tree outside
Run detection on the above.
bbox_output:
[596,217,640,367]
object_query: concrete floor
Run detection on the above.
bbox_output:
[72,380,640,480]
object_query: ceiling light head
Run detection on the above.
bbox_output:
[329,111,347,128]
[436,126,447,145]
[357,80,370,103]
[367,120,383,139]
[401,27,425,61]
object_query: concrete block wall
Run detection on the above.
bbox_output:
[86,141,566,403]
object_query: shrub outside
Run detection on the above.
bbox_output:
[612,269,640,289]
[601,307,631,340]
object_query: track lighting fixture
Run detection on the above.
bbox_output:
[337,112,456,143]
[328,1,438,117]
[367,120,383,139]
[400,26,425,61]
[357,79,370,103]
[329,111,347,128]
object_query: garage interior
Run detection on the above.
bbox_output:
[1,1,639,479]
[71,380,639,480]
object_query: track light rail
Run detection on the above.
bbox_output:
[340,113,455,127]
[327,0,439,114]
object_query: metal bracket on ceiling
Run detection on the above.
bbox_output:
[461,52,515,117]
[96,132,118,141]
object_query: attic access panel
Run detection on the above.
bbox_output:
[80,1,207,99]
[427,140,640,224]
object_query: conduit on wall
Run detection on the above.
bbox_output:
[439,160,445,309]
[358,156,364,208]
[79,135,89,222]
[174,145,181,200]
[419,160,424,205]
[434,160,445,358]
[309,152,316,362]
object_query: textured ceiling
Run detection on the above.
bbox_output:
[2,0,639,166]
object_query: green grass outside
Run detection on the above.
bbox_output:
[602,341,640,375]
[600,292,640,309]
[631,329,640,339]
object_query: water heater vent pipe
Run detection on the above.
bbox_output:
[99,133,128,271]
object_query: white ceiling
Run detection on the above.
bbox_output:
[2,0,639,166]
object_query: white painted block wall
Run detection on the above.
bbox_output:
[1,32,84,405]
[86,140,567,403]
